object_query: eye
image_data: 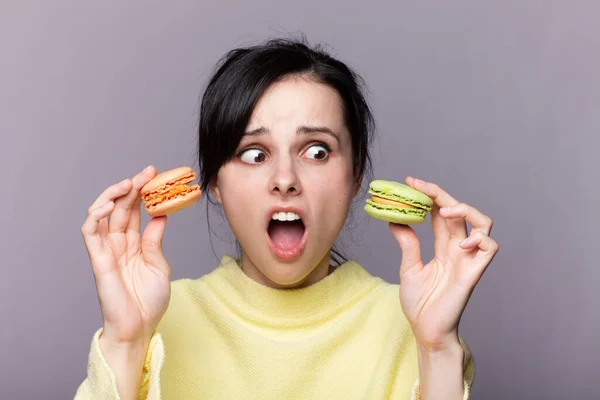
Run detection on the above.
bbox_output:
[303,144,330,161]
[239,148,267,164]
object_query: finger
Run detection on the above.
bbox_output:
[81,201,115,256]
[127,165,157,235]
[88,179,132,212]
[109,165,156,234]
[87,179,132,239]
[141,216,171,279]
[405,177,451,251]
[459,231,499,271]
[388,222,423,277]
[440,203,493,236]
[407,177,467,240]
[88,202,111,240]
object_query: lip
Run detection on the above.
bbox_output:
[265,205,308,262]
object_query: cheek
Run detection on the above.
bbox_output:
[219,165,258,200]
[310,166,354,213]
[221,186,257,241]
[218,170,258,220]
[330,157,355,202]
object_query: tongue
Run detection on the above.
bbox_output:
[268,221,304,250]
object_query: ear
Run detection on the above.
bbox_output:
[210,176,222,204]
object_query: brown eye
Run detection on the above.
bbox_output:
[304,144,329,161]
[240,149,267,164]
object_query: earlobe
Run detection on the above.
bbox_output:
[210,177,222,204]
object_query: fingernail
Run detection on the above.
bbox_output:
[440,207,450,214]
[119,179,128,185]
[460,238,470,246]
[143,165,152,172]
[414,178,425,185]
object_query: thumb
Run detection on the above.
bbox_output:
[388,222,423,277]
[141,216,171,278]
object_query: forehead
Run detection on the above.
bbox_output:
[247,77,345,132]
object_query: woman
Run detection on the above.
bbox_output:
[75,38,497,400]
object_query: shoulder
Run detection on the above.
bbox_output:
[156,275,215,326]
[369,283,408,322]
[168,274,214,303]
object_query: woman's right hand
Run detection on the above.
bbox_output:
[81,165,171,346]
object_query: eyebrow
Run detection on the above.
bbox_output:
[243,125,341,144]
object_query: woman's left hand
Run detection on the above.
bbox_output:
[390,177,499,352]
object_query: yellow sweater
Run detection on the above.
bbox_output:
[75,256,474,399]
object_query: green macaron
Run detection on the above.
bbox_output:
[364,180,433,225]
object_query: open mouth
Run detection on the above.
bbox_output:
[266,211,307,261]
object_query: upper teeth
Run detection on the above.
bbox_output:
[272,212,301,221]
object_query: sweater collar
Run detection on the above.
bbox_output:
[202,255,385,326]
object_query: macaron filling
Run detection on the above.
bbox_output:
[368,187,431,211]
[142,173,200,209]
[370,195,416,209]
[365,199,427,217]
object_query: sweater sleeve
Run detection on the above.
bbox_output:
[409,335,475,400]
[73,328,165,400]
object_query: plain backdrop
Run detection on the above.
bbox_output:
[1,1,598,398]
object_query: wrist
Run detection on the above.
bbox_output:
[417,340,463,365]
[98,329,151,366]
[415,330,461,354]
[100,325,153,347]
[416,340,465,400]
[98,329,151,400]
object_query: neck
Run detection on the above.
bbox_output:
[208,255,381,324]
[240,250,333,289]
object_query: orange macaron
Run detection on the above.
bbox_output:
[141,166,202,217]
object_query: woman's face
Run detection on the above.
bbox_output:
[212,76,358,289]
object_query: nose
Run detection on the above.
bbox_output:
[269,156,301,196]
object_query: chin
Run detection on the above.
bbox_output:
[243,249,326,289]
[266,265,314,287]
[264,249,330,289]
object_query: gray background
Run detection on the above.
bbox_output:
[1,0,598,398]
